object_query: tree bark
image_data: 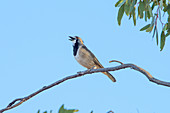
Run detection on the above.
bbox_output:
[0,62,169,113]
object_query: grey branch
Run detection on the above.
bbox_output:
[0,63,170,113]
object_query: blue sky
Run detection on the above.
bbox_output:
[0,0,170,113]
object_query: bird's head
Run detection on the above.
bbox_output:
[69,36,84,45]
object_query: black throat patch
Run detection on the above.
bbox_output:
[73,39,79,56]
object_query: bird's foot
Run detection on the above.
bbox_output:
[86,66,96,73]
[77,66,96,74]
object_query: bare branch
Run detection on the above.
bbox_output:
[0,62,170,113]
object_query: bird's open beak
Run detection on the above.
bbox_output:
[69,36,75,41]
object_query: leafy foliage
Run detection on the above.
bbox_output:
[37,105,78,113]
[115,0,169,51]
[58,104,79,113]
[36,105,114,113]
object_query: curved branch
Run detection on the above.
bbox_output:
[0,63,170,113]
[109,60,124,65]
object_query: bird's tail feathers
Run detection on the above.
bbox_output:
[102,72,116,82]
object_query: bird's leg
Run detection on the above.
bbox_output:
[86,66,96,73]
[77,66,96,74]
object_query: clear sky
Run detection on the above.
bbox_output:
[0,0,170,113]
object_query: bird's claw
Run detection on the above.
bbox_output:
[86,66,96,72]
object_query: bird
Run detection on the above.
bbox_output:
[69,36,116,82]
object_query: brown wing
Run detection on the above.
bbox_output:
[81,46,116,82]
[81,46,103,68]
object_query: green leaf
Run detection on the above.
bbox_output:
[152,25,156,38]
[124,3,130,16]
[160,31,166,51]
[146,25,154,32]
[151,2,155,10]
[115,0,123,7]
[138,6,140,18]
[127,0,131,4]
[163,4,167,12]
[139,1,145,18]
[156,28,159,45]
[147,11,151,19]
[168,17,170,29]
[132,8,136,26]
[139,1,145,11]
[163,0,166,4]
[150,16,155,27]
[37,110,40,113]
[129,0,136,13]
[167,28,170,35]
[168,16,170,23]
[167,4,170,15]
[145,11,147,21]
[148,5,153,17]
[117,5,124,25]
[58,104,79,113]
[115,0,126,7]
[129,12,132,19]
[59,104,64,113]
[163,24,167,31]
[139,9,143,18]
[165,32,170,37]
[140,24,151,31]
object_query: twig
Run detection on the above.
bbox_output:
[0,62,170,113]
[109,60,124,65]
